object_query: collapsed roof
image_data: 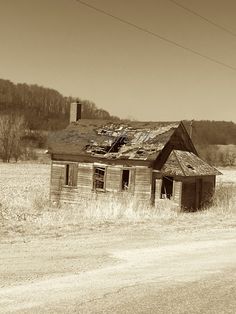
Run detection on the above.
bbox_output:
[48,119,180,161]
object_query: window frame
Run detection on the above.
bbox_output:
[93,166,107,192]
[161,176,174,199]
[121,168,131,191]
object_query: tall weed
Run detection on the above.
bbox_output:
[210,183,236,214]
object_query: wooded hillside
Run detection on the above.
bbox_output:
[184,120,236,146]
[1,78,236,162]
[0,79,118,131]
[184,120,236,166]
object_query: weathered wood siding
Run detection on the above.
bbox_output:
[50,161,93,203]
[51,159,216,210]
[201,176,215,207]
[154,176,182,210]
[77,163,93,192]
[50,162,66,202]
[60,162,93,203]
[173,181,182,206]
[106,166,122,192]
[181,178,197,210]
[134,166,152,200]
[52,153,151,167]
[50,161,150,204]
[154,178,162,207]
[181,176,215,210]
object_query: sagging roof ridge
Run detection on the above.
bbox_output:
[48,119,181,161]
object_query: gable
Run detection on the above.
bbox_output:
[154,122,198,169]
[170,122,198,155]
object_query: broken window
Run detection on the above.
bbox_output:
[93,167,106,191]
[161,176,174,199]
[64,163,78,187]
[122,169,130,190]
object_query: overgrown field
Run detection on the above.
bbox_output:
[0,163,235,239]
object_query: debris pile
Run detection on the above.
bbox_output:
[84,123,177,160]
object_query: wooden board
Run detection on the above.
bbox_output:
[173,181,182,207]
[106,166,122,192]
[134,166,152,200]
[154,178,162,207]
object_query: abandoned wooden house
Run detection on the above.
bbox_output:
[48,102,221,211]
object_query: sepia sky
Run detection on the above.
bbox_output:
[1,0,236,121]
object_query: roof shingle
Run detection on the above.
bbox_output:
[162,150,221,176]
[48,119,179,160]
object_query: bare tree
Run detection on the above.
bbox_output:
[0,115,25,162]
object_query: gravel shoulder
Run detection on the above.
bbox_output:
[0,223,236,313]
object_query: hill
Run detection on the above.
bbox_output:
[0,78,236,165]
[184,121,236,166]
[184,120,236,146]
[0,79,118,131]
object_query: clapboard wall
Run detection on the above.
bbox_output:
[201,176,215,207]
[153,174,215,211]
[50,161,153,204]
[181,176,215,210]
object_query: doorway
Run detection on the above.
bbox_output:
[161,176,174,199]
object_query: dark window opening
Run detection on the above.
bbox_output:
[161,176,174,199]
[122,169,130,190]
[108,136,128,153]
[65,164,69,185]
[94,167,106,191]
[187,164,194,170]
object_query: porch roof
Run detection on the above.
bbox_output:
[161,150,221,177]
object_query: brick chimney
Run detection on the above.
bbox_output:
[70,101,82,123]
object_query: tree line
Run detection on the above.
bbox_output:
[0,79,118,131]
[184,120,236,166]
[184,120,236,145]
[0,79,119,162]
[0,79,236,164]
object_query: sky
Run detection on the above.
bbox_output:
[0,0,236,122]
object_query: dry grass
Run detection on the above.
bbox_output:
[0,163,50,227]
[0,163,235,238]
[209,183,236,214]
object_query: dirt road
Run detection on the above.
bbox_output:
[0,224,236,313]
